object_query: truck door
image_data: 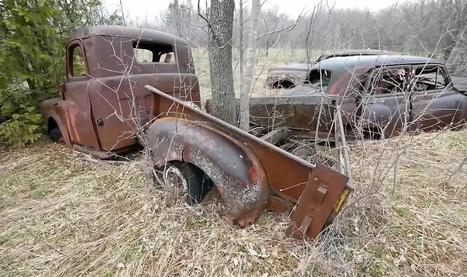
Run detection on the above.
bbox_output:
[87,39,191,151]
[359,66,412,138]
[409,65,463,131]
[62,40,101,150]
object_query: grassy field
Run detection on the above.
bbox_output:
[0,48,465,276]
[1,129,466,276]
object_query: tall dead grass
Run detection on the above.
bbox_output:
[0,129,466,276]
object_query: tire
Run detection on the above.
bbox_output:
[48,127,63,142]
[163,162,212,204]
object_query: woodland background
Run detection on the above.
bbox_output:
[0,0,466,143]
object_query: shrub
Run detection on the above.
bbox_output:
[0,0,122,146]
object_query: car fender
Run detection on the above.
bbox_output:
[145,117,270,227]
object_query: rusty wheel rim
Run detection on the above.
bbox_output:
[164,165,188,194]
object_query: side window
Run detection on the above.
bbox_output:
[133,42,175,64]
[369,67,410,95]
[70,45,86,76]
[308,69,331,88]
[413,66,446,91]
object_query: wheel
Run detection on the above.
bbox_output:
[48,127,63,142]
[163,162,212,204]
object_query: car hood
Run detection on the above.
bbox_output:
[281,85,325,97]
[269,63,314,72]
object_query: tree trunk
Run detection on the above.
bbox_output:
[174,0,181,36]
[238,0,244,109]
[208,0,236,125]
[446,23,467,76]
[239,0,260,131]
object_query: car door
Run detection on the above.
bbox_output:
[358,66,412,138]
[409,65,465,131]
[62,40,101,150]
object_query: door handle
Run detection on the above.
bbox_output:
[96,118,104,126]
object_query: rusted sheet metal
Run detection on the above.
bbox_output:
[38,98,72,145]
[249,95,340,132]
[260,127,290,145]
[145,85,353,240]
[146,117,270,227]
[39,26,200,153]
[287,165,347,239]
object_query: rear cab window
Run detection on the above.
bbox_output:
[133,41,175,64]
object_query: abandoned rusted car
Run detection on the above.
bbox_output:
[251,55,467,139]
[39,25,353,240]
[265,49,394,89]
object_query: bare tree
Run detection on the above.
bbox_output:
[239,0,260,131]
[447,24,467,75]
[204,0,236,124]
[238,0,244,107]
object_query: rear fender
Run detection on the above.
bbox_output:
[145,117,270,227]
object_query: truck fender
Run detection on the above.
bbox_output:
[145,117,270,227]
[39,98,71,145]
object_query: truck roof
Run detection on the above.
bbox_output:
[70,25,188,45]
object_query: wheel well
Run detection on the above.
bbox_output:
[47,117,58,134]
[160,161,214,203]
[166,161,214,188]
[272,80,295,89]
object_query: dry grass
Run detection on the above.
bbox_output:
[0,129,466,276]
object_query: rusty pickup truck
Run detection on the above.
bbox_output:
[252,55,467,139]
[39,26,353,240]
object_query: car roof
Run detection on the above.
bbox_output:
[307,55,444,92]
[317,49,395,60]
[70,25,188,45]
[313,55,443,76]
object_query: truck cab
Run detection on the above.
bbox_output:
[39,26,200,156]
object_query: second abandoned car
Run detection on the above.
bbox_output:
[265,49,394,89]
[39,26,352,240]
[252,55,467,139]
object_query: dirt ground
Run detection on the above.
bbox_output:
[1,129,465,276]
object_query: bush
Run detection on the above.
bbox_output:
[0,0,122,146]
